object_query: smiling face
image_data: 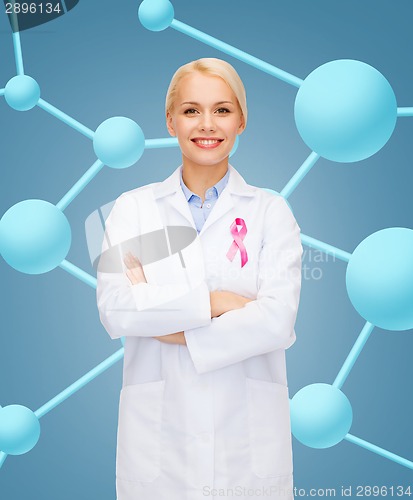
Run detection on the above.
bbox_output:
[166,71,245,171]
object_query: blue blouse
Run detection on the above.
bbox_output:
[179,166,230,233]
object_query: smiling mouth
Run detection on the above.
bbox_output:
[192,139,223,144]
[191,138,224,148]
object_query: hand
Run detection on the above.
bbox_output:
[210,290,254,318]
[153,331,186,345]
[123,252,147,285]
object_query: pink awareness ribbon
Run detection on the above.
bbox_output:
[226,218,248,268]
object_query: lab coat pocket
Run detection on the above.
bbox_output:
[116,380,165,483]
[246,377,293,478]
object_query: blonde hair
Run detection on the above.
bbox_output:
[165,57,248,127]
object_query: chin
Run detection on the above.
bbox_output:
[192,158,228,168]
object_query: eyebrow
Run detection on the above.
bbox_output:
[179,101,234,106]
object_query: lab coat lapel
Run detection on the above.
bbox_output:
[153,166,195,228]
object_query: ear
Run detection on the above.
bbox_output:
[166,111,176,137]
[237,114,246,135]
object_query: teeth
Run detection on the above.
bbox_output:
[195,139,220,145]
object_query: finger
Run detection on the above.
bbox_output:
[123,253,132,267]
[125,269,136,281]
[124,254,141,271]
[130,255,142,267]
[125,253,142,269]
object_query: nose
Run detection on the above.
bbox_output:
[199,112,216,132]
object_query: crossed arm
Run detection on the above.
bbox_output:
[123,252,253,345]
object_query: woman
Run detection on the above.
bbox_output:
[97,58,303,500]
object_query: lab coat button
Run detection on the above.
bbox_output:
[206,203,211,208]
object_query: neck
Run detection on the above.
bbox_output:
[182,158,229,203]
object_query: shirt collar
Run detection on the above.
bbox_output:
[152,163,256,200]
[179,166,230,201]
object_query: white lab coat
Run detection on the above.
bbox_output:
[96,164,303,500]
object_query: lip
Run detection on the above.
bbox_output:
[191,137,224,149]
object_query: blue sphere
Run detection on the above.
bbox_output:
[294,60,397,163]
[0,405,40,455]
[93,117,145,169]
[138,0,174,31]
[346,227,413,331]
[4,75,41,111]
[290,383,353,449]
[0,199,71,274]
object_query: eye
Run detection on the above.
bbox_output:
[184,108,198,114]
[216,108,230,114]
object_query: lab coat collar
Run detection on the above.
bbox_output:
[152,164,256,236]
[153,163,256,200]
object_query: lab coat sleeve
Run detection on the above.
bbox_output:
[96,192,212,339]
[184,195,303,374]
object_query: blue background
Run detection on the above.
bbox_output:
[1,0,412,498]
